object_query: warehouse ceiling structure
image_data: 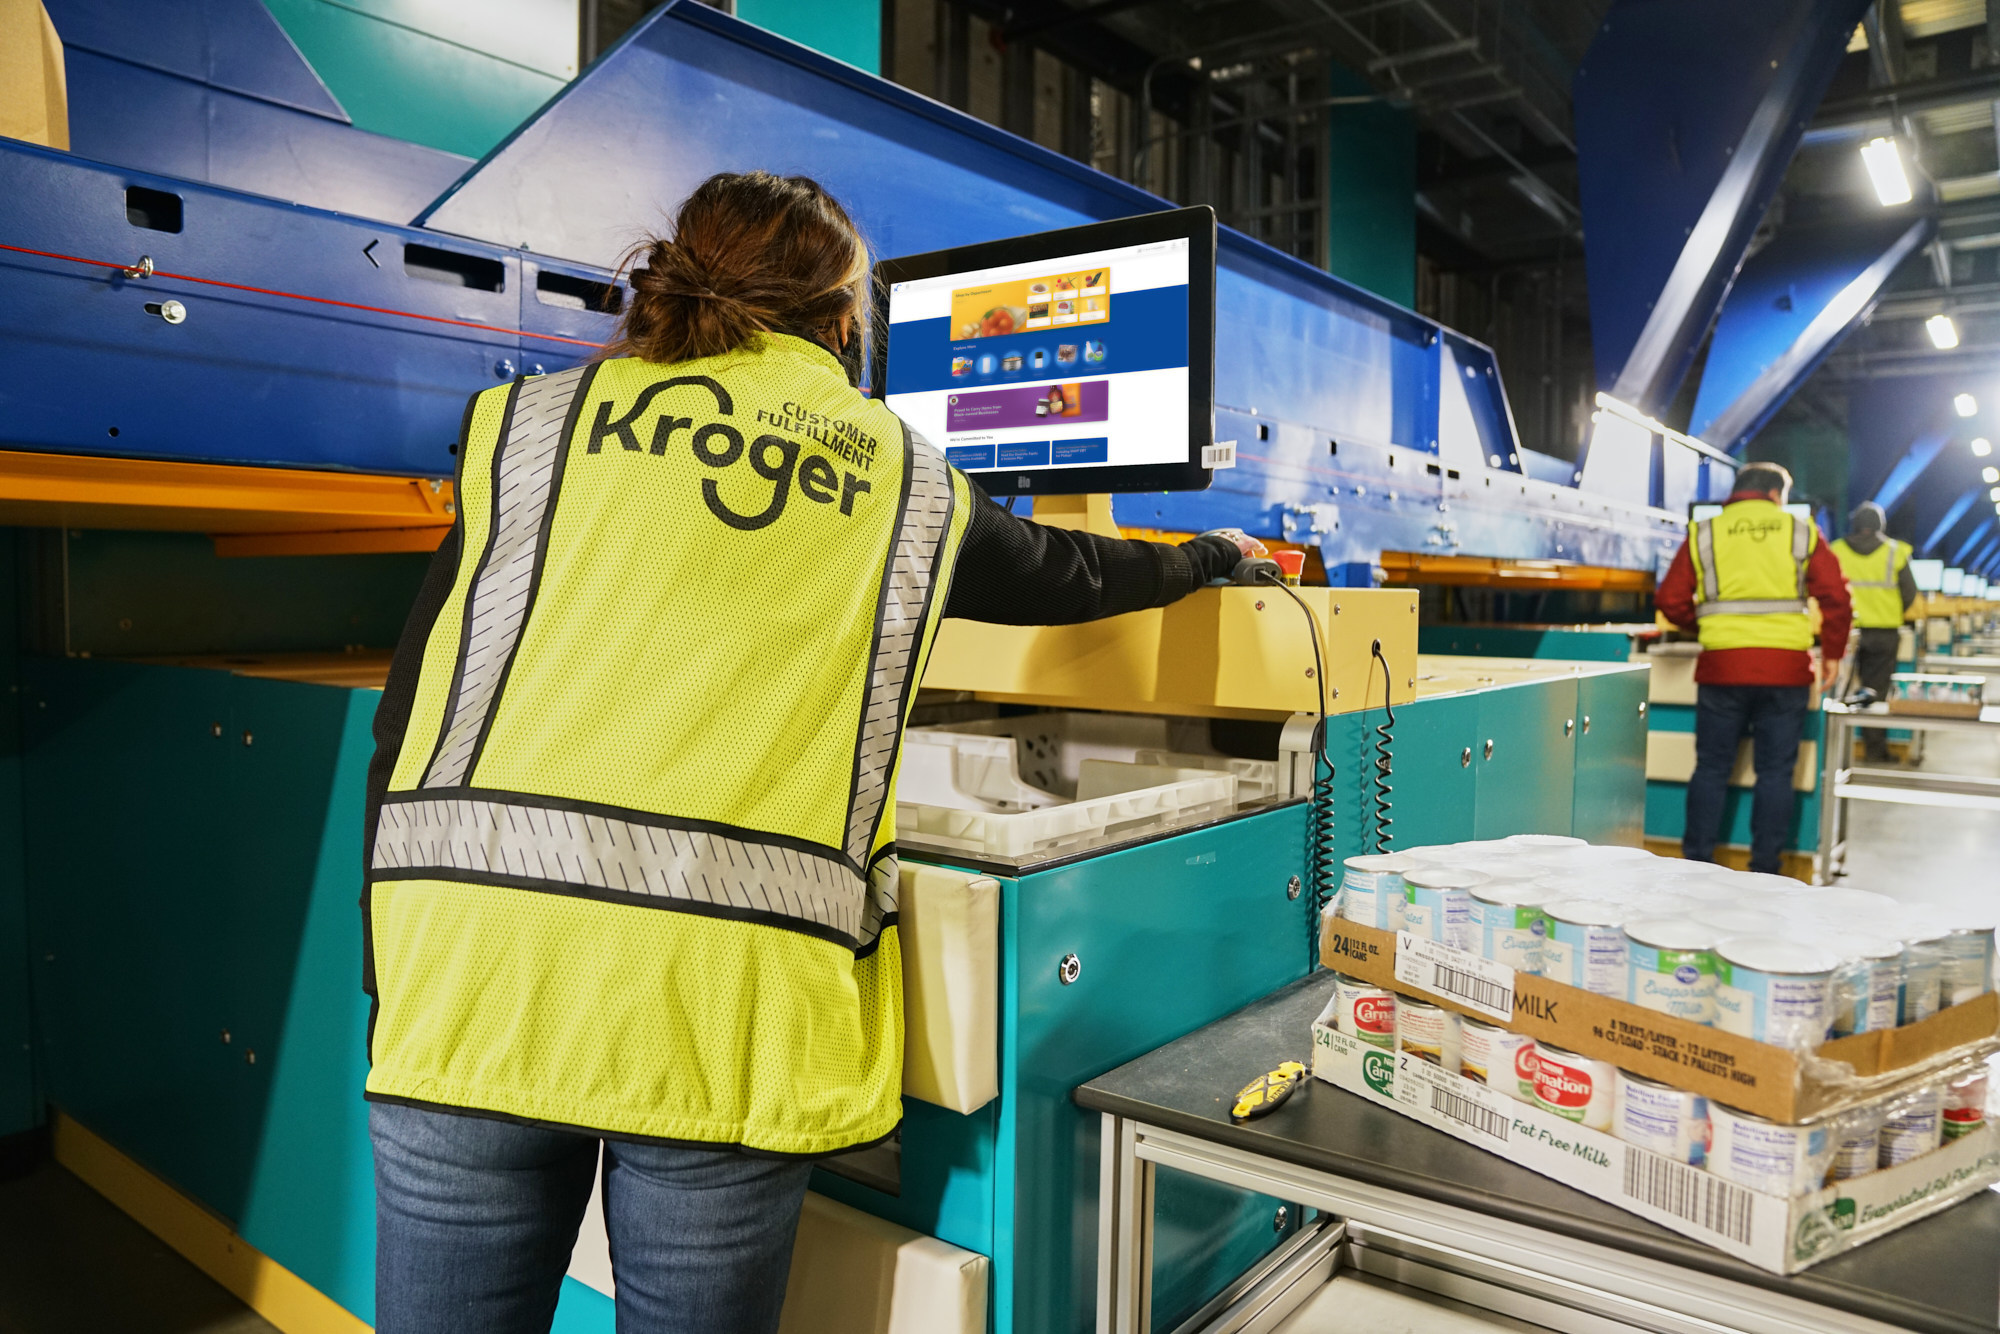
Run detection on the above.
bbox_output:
[858,0,2000,575]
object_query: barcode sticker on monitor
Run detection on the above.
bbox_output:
[1622,1147,1754,1246]
[1395,934,1515,1022]
[1203,441,1237,469]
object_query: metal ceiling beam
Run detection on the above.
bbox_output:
[1808,68,2000,139]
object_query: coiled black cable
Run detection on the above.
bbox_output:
[1257,571,1336,965]
[1368,638,1396,854]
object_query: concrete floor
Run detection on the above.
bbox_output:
[0,1161,278,1334]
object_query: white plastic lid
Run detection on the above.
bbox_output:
[1623,915,1718,951]
[1542,898,1624,927]
[1470,883,1552,908]
[1807,929,1903,963]
[1698,907,1786,937]
[1715,936,1841,976]
[1402,866,1492,891]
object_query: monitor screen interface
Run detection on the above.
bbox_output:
[881,235,1193,485]
[1911,558,1944,592]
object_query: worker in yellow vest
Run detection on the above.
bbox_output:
[1830,502,1916,761]
[1656,462,1852,872]
[363,172,1259,1334]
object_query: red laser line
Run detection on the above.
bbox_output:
[0,241,609,349]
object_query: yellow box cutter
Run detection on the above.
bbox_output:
[1230,1061,1306,1122]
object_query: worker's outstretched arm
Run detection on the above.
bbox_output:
[1898,561,1918,612]
[943,483,1244,625]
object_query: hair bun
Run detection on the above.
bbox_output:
[605,172,870,367]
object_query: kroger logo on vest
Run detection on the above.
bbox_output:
[584,376,874,532]
[1725,515,1787,543]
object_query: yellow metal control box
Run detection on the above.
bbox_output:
[922,586,1418,720]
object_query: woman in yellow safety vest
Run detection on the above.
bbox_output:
[1829,500,1916,760]
[362,171,1261,1334]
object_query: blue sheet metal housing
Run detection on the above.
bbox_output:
[0,0,1688,571]
[1689,215,1932,454]
[1575,0,1871,418]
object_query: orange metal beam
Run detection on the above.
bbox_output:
[210,527,451,558]
[1379,551,1655,593]
[0,449,453,553]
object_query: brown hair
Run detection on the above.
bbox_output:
[604,172,871,367]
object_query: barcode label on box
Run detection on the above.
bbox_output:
[1430,1084,1510,1142]
[1395,933,1515,1022]
[1623,1147,1754,1246]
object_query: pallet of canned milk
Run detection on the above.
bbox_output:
[1320,835,2000,1124]
[1309,1019,2000,1274]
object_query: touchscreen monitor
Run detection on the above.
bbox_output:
[873,206,1216,495]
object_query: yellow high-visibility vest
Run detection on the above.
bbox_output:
[1688,499,1817,652]
[1830,535,1909,630]
[364,335,972,1155]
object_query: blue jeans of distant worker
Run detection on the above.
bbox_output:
[1682,684,1809,874]
[372,1100,814,1334]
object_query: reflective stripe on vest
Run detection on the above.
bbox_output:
[1687,501,1816,651]
[364,338,972,1154]
[372,794,899,949]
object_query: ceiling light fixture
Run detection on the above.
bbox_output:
[1985,467,2000,483]
[1956,393,1979,417]
[1862,137,1914,206]
[1974,438,1994,456]
[1927,314,1960,349]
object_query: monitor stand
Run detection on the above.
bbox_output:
[1032,493,1121,539]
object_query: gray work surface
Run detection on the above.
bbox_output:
[1077,973,2000,1334]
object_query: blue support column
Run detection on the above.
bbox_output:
[1689,217,1931,453]
[1922,490,1981,555]
[1575,0,1872,416]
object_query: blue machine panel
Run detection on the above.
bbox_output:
[3,0,1688,571]
[47,0,472,223]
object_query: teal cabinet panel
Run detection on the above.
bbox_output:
[1332,693,1479,854]
[1473,678,1578,838]
[811,1096,999,1260]
[1002,811,1308,1334]
[22,660,242,1210]
[22,660,381,1318]
[232,685,381,1321]
[0,535,31,1139]
[1419,626,1639,662]
[1572,669,1648,846]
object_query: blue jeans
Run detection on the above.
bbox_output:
[1682,684,1809,874]
[371,1101,814,1334]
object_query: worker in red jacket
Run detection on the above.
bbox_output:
[1655,462,1852,873]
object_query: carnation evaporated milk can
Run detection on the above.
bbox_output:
[1330,973,1397,1049]
[1530,1042,1614,1131]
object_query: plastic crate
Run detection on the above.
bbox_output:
[896,713,1241,857]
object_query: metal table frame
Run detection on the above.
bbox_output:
[1816,701,2000,883]
[1095,1114,1918,1334]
